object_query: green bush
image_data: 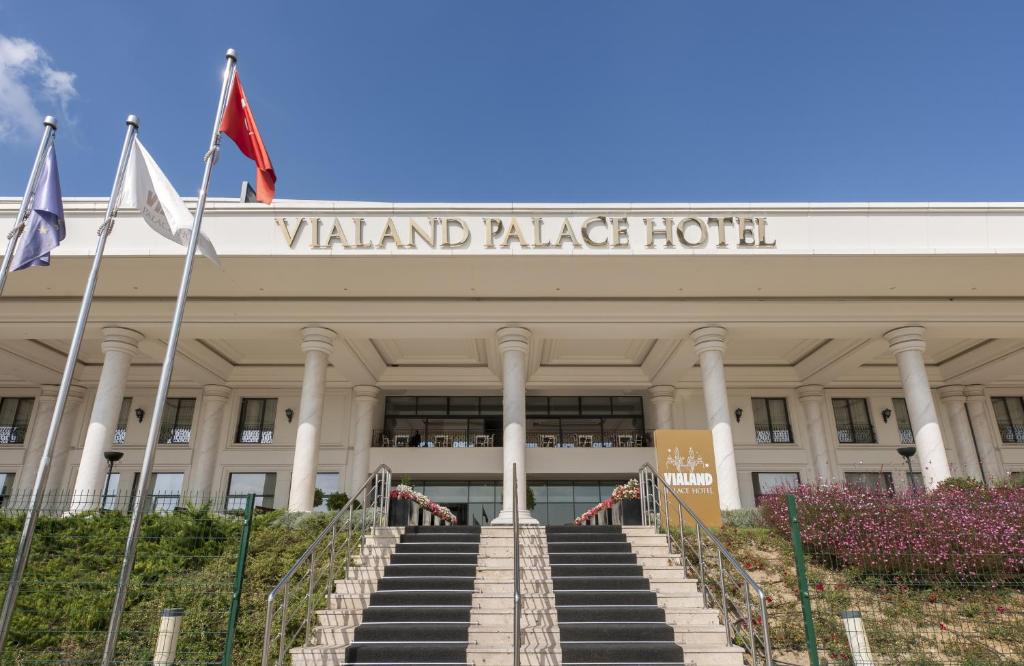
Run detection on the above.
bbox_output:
[935,477,984,491]
[722,508,764,528]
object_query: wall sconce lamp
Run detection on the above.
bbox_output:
[285,408,294,423]
[881,408,892,423]
[135,407,145,423]
[734,407,743,423]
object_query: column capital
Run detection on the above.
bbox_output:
[965,385,988,401]
[39,385,60,399]
[884,325,927,355]
[691,325,727,355]
[354,385,381,402]
[201,384,232,402]
[496,326,531,355]
[796,384,826,401]
[648,385,675,402]
[301,326,336,355]
[937,385,966,403]
[101,327,144,356]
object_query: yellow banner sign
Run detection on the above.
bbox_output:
[654,430,723,529]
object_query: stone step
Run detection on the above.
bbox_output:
[476,580,554,595]
[476,569,552,583]
[333,580,378,595]
[475,557,550,568]
[467,646,561,666]
[683,644,747,666]
[470,627,559,649]
[624,534,675,547]
[471,609,559,628]
[475,590,557,606]
[314,607,363,626]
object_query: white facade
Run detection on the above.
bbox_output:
[1,199,1023,518]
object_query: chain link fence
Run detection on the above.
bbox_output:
[0,491,256,665]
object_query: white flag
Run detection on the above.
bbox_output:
[119,139,219,264]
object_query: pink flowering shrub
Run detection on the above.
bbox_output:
[759,483,1024,579]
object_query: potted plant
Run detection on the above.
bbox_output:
[614,479,643,525]
[388,477,414,526]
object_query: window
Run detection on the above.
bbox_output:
[752,398,793,444]
[752,472,800,505]
[236,398,277,444]
[102,472,121,511]
[845,472,894,492]
[314,472,340,513]
[0,398,34,445]
[226,472,277,511]
[113,397,132,444]
[149,473,184,512]
[991,397,1024,444]
[0,473,14,506]
[159,398,195,444]
[892,398,915,445]
[832,398,876,443]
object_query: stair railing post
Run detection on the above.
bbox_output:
[718,549,730,643]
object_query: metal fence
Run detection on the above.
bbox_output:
[779,495,1024,666]
[0,491,255,665]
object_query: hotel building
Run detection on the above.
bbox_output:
[1,200,1023,524]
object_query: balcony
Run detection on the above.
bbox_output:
[372,430,650,448]
[836,424,877,444]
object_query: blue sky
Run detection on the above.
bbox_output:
[1,1,1023,202]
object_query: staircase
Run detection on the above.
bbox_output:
[292,524,744,666]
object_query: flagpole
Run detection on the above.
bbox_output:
[0,114,139,654]
[101,49,237,666]
[0,116,58,297]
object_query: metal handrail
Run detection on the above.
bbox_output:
[512,462,521,666]
[262,464,392,666]
[638,463,773,666]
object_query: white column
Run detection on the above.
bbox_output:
[187,385,232,497]
[288,327,335,512]
[937,385,984,482]
[347,385,381,494]
[492,326,538,525]
[884,326,951,489]
[648,385,676,430]
[45,385,86,493]
[965,385,1005,484]
[797,384,837,482]
[18,386,58,492]
[71,327,144,506]
[691,326,742,511]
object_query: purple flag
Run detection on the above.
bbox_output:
[11,142,65,271]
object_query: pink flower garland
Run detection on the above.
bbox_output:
[574,478,641,526]
[390,484,458,524]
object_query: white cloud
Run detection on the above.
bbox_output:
[0,35,76,142]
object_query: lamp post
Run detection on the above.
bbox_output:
[897,445,918,490]
[102,451,124,509]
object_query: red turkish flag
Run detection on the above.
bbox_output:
[220,73,276,203]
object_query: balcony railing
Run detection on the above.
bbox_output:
[898,426,915,445]
[836,424,877,444]
[998,424,1024,444]
[373,430,650,448]
[373,430,498,448]
[526,431,648,448]
[754,425,793,444]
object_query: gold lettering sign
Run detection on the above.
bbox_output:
[272,216,776,252]
[654,429,723,529]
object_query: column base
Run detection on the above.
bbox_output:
[490,508,540,525]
